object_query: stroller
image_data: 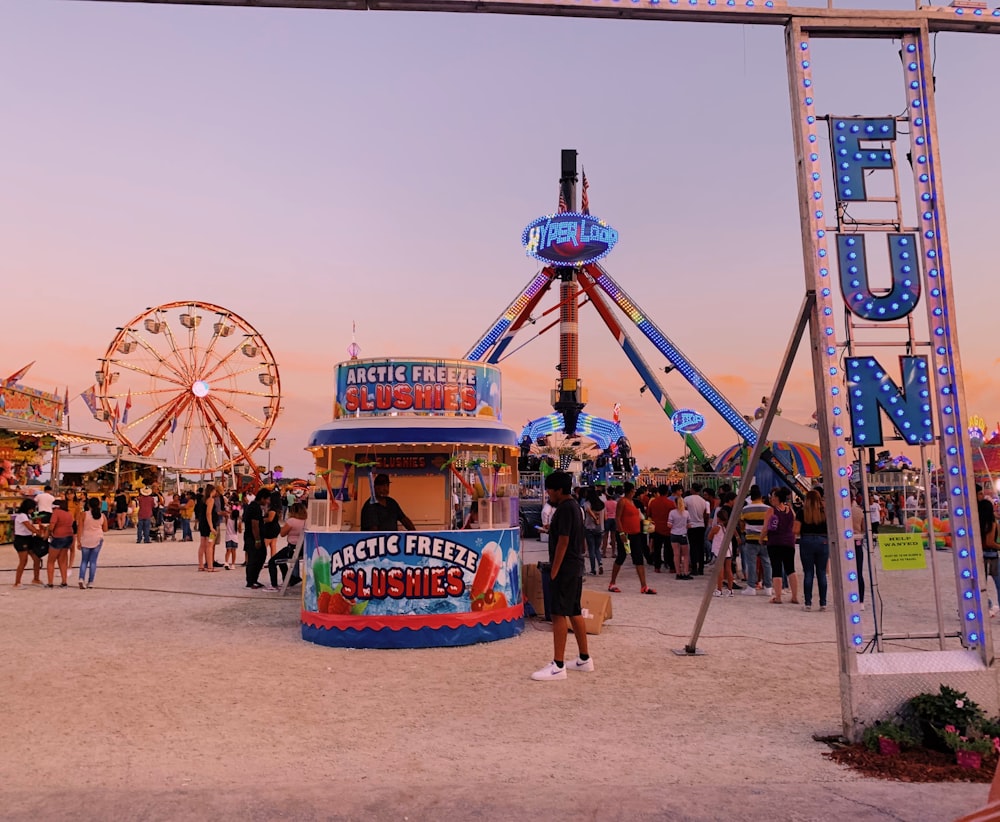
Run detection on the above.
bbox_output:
[162,515,176,541]
[149,513,163,543]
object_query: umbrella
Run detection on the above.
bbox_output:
[714,444,747,476]
[771,441,823,477]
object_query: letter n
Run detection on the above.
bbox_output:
[846,356,934,447]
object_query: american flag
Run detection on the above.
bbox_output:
[581,169,590,215]
[612,402,621,424]
[558,186,568,213]
[112,401,121,430]
[122,389,132,425]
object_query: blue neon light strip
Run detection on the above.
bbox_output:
[520,412,624,451]
[591,264,758,445]
[903,32,983,649]
[466,271,551,362]
[795,35,864,646]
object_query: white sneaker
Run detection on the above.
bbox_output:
[712,589,722,598]
[764,587,775,597]
[741,587,757,596]
[566,657,595,673]
[723,588,733,597]
[531,661,567,681]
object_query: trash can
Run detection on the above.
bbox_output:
[538,562,552,622]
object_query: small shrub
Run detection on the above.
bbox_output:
[862,720,917,752]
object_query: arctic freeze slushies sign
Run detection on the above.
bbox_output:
[301,528,523,648]
[333,358,502,419]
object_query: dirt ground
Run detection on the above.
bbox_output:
[0,528,991,821]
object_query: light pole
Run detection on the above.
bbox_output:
[262,438,275,479]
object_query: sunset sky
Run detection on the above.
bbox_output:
[2,1,999,478]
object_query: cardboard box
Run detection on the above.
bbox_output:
[572,589,613,635]
[521,563,547,619]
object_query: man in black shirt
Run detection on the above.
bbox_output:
[243,488,269,589]
[360,474,415,532]
[531,471,593,682]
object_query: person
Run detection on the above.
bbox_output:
[12,497,44,588]
[531,471,593,682]
[243,488,270,589]
[263,489,283,557]
[850,492,867,611]
[868,492,882,545]
[114,488,128,530]
[646,484,676,574]
[709,506,734,596]
[136,487,155,544]
[684,483,711,575]
[266,501,307,591]
[359,474,415,531]
[164,493,181,541]
[767,487,799,604]
[225,494,242,570]
[668,493,692,580]
[34,484,56,524]
[78,496,108,589]
[196,487,219,571]
[601,490,617,558]
[180,492,195,542]
[581,487,605,576]
[66,488,85,571]
[45,499,75,588]
[977,484,999,617]
[796,489,829,611]
[461,500,479,530]
[739,485,774,598]
[606,482,656,594]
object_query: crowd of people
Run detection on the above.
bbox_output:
[8,483,305,592]
[537,479,881,613]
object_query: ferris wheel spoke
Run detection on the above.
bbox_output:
[104,357,188,387]
[194,312,231,379]
[202,342,265,388]
[158,314,197,382]
[178,401,198,470]
[211,386,277,400]
[124,390,189,433]
[204,397,255,469]
[123,327,190,383]
[210,393,267,428]
[133,393,193,456]
[198,400,239,472]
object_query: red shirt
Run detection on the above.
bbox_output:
[137,495,156,519]
[646,495,676,536]
[617,497,642,535]
[48,507,75,538]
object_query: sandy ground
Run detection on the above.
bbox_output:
[0,528,991,821]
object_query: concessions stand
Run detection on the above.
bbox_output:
[0,382,113,543]
[302,357,523,649]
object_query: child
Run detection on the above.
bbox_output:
[709,507,735,597]
[225,497,242,570]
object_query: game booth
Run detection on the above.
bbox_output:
[301,357,524,649]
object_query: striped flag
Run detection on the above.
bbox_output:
[122,389,132,425]
[4,361,35,385]
[80,385,98,417]
[581,169,590,215]
[113,402,121,430]
[557,186,568,213]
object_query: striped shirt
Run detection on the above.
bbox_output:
[741,502,772,544]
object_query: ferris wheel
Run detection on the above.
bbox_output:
[96,301,280,476]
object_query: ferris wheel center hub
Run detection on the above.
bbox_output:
[191,381,210,397]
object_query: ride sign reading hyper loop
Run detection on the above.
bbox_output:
[522,213,618,266]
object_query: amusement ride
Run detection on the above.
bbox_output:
[465,150,808,493]
[95,301,280,480]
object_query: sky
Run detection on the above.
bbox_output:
[1,0,999,479]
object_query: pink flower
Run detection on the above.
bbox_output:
[945,725,957,733]
[956,699,965,709]
[992,738,999,754]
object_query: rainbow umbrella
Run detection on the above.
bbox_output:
[714,444,748,476]
[770,441,823,477]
